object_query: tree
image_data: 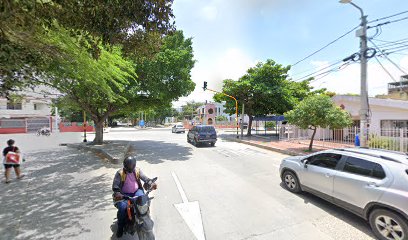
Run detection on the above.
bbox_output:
[0,0,175,96]
[214,59,317,135]
[39,26,137,143]
[215,116,228,122]
[42,28,194,144]
[284,95,352,151]
[178,101,204,120]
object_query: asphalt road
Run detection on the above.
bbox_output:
[0,128,375,240]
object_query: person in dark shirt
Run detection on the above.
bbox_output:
[3,139,24,183]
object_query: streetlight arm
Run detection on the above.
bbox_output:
[349,2,364,19]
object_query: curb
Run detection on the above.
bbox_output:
[66,143,131,164]
[223,137,300,156]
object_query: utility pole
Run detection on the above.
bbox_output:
[241,103,245,138]
[341,0,369,147]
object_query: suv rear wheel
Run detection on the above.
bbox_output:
[282,171,301,193]
[369,209,408,240]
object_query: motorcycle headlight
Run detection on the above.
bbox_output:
[137,204,149,215]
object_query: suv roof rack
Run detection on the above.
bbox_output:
[335,148,402,164]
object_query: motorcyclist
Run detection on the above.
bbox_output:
[112,156,157,238]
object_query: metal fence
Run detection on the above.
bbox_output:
[0,119,26,129]
[279,125,408,153]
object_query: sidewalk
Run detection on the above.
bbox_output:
[0,147,122,240]
[220,133,354,156]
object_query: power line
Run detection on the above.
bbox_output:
[373,56,397,82]
[368,15,408,29]
[292,60,345,82]
[291,60,344,80]
[368,10,408,23]
[373,38,408,48]
[369,39,408,74]
[291,25,359,67]
[290,59,343,77]
[292,61,354,83]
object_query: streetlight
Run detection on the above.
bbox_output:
[340,0,369,147]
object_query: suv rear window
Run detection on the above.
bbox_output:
[343,157,386,179]
[197,126,215,132]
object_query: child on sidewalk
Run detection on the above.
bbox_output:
[3,139,24,183]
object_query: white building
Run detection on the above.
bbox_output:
[0,93,54,133]
[332,95,408,131]
[0,97,51,119]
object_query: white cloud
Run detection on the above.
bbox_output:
[310,56,408,96]
[201,5,218,21]
[173,48,256,107]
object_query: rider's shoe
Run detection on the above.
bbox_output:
[116,227,124,238]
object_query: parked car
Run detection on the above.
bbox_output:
[187,125,217,147]
[279,148,408,240]
[172,124,185,133]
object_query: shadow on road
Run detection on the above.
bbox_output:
[0,148,117,240]
[279,183,375,238]
[129,140,193,164]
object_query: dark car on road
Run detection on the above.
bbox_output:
[187,125,217,147]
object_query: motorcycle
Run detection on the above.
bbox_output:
[121,177,157,240]
[36,127,51,136]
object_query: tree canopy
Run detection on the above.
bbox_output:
[214,59,320,135]
[42,28,194,143]
[0,0,175,96]
[284,94,352,151]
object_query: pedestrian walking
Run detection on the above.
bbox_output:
[3,139,24,183]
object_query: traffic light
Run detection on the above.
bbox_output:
[203,81,207,91]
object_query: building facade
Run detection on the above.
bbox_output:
[332,95,408,133]
[0,95,53,134]
[195,101,250,125]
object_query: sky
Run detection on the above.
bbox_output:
[172,0,408,107]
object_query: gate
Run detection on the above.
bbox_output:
[26,118,50,133]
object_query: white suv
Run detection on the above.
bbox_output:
[172,124,185,133]
[279,148,408,240]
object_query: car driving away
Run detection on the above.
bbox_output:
[279,148,408,240]
[187,125,217,147]
[172,124,185,133]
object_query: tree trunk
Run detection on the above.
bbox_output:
[247,115,253,136]
[309,127,317,152]
[94,120,105,144]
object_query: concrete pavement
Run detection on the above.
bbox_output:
[0,128,375,240]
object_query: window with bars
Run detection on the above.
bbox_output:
[6,102,22,110]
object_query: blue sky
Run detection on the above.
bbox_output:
[172,0,408,106]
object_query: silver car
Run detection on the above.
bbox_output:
[172,124,185,133]
[279,148,408,240]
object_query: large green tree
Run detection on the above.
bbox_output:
[214,59,319,135]
[0,0,174,96]
[44,28,194,144]
[284,95,352,151]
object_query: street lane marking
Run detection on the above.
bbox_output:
[172,172,206,240]
[172,171,189,203]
